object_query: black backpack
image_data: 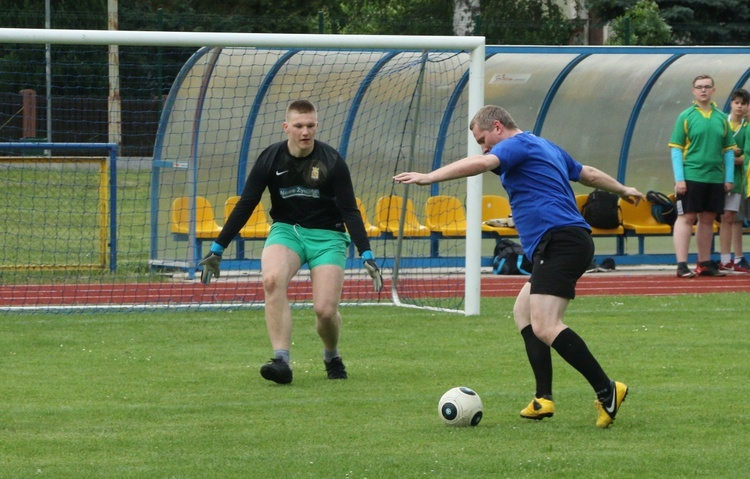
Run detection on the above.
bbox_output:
[492,239,533,275]
[582,190,621,229]
[646,190,677,226]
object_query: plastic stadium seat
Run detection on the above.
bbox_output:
[619,197,672,255]
[425,195,467,237]
[620,197,672,235]
[224,196,271,238]
[375,195,430,237]
[171,196,223,238]
[480,195,518,237]
[356,198,382,238]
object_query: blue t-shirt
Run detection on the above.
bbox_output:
[489,132,590,259]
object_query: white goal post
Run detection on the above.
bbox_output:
[0,28,485,315]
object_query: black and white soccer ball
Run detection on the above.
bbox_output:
[438,386,483,427]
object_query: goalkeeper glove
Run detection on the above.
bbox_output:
[199,242,224,285]
[362,250,383,293]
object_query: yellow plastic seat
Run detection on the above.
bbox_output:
[171,196,223,239]
[356,198,382,238]
[576,194,625,235]
[425,195,467,237]
[620,197,672,235]
[224,196,271,238]
[620,197,671,255]
[375,195,430,237]
[480,195,518,237]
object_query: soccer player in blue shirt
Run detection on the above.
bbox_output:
[394,105,645,428]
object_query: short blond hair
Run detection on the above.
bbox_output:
[469,105,518,131]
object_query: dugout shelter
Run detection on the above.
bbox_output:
[150,45,750,276]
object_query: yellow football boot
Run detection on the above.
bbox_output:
[595,381,629,428]
[520,397,555,420]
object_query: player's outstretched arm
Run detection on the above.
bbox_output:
[394,154,499,185]
[579,165,646,205]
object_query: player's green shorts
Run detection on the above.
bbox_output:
[265,222,351,269]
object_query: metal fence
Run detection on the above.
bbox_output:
[0,91,160,157]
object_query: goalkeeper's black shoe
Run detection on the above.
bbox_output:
[324,356,348,380]
[260,357,293,384]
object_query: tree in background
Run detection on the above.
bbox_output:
[320,0,454,35]
[606,0,672,45]
[587,0,750,45]
[479,0,576,45]
[658,0,749,44]
[454,0,481,36]
[319,0,576,42]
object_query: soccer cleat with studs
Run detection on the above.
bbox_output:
[520,397,555,420]
[595,381,628,428]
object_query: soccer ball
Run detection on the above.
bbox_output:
[438,386,483,427]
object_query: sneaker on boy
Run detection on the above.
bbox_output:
[695,261,726,277]
[676,263,695,278]
[719,261,750,273]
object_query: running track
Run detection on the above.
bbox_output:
[2,272,749,308]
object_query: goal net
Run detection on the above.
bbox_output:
[0,29,484,314]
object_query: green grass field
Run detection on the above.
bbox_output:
[2,294,749,479]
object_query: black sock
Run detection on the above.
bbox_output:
[551,328,610,394]
[521,325,553,399]
[595,381,615,402]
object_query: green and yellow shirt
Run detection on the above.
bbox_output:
[669,102,736,184]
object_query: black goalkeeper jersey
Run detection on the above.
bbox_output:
[216,140,371,256]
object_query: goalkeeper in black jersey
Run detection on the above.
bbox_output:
[200,100,382,385]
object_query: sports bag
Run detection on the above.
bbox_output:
[646,190,677,226]
[492,238,532,275]
[582,190,621,229]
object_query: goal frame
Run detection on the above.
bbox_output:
[0,141,118,272]
[0,28,485,315]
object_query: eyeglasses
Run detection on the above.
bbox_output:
[693,85,713,91]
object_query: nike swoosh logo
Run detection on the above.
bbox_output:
[605,388,617,414]
[276,170,289,176]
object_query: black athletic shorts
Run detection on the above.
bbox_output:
[528,226,594,300]
[675,180,725,215]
